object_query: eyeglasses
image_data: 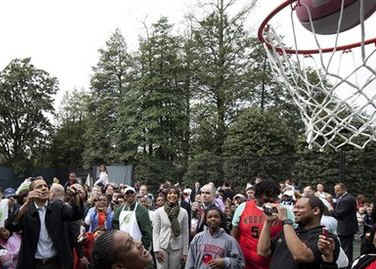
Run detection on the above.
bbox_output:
[201,191,211,194]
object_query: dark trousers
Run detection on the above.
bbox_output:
[339,234,354,268]
[34,257,62,269]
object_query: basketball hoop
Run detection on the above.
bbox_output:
[258,0,376,150]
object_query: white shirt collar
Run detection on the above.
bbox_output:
[34,201,48,210]
[338,192,348,199]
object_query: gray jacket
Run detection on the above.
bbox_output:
[185,228,245,269]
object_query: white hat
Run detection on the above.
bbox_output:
[245,183,253,190]
[124,186,136,194]
[183,188,192,195]
[283,189,295,200]
[234,194,246,200]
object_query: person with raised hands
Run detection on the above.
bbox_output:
[5,177,84,269]
[231,180,282,269]
[257,195,340,269]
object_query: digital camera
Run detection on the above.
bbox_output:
[263,205,278,216]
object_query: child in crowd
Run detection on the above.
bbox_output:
[224,204,233,234]
[0,227,21,269]
[357,206,366,240]
[364,206,374,236]
[185,206,245,269]
[191,201,200,237]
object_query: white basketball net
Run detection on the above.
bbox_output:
[261,0,376,150]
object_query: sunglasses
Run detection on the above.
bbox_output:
[201,191,211,194]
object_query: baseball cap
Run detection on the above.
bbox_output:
[245,183,253,190]
[183,188,192,195]
[234,193,246,200]
[4,187,16,198]
[124,186,136,194]
[283,189,296,200]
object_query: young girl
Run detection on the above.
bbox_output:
[0,227,21,269]
[94,164,109,186]
[185,206,245,269]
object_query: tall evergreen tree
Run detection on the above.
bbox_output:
[188,0,258,181]
[84,29,133,166]
[117,17,189,182]
[48,90,90,168]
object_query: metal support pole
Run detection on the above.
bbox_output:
[339,151,345,180]
[261,54,267,112]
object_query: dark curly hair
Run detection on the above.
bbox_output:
[166,186,181,197]
[254,180,280,200]
[92,231,120,269]
[204,206,225,228]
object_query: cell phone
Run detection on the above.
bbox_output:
[322,227,329,237]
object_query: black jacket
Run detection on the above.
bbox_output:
[333,192,359,236]
[6,199,83,269]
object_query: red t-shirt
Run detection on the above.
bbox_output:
[366,260,376,269]
[238,200,282,269]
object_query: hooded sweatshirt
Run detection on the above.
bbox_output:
[185,228,245,269]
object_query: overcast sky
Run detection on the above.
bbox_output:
[1,0,375,109]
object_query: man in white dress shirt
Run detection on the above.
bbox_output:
[6,177,83,269]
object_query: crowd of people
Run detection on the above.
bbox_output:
[0,167,376,269]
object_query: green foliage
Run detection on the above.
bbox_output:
[84,29,133,166]
[134,156,186,191]
[183,151,224,186]
[293,140,376,198]
[223,108,296,186]
[47,90,90,168]
[117,17,189,169]
[0,58,58,173]
[187,0,261,181]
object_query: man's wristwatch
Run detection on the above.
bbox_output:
[282,219,294,226]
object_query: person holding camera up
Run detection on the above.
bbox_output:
[5,176,84,269]
[257,195,340,269]
[231,180,283,269]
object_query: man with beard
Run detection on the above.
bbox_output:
[257,195,340,269]
[6,177,83,269]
